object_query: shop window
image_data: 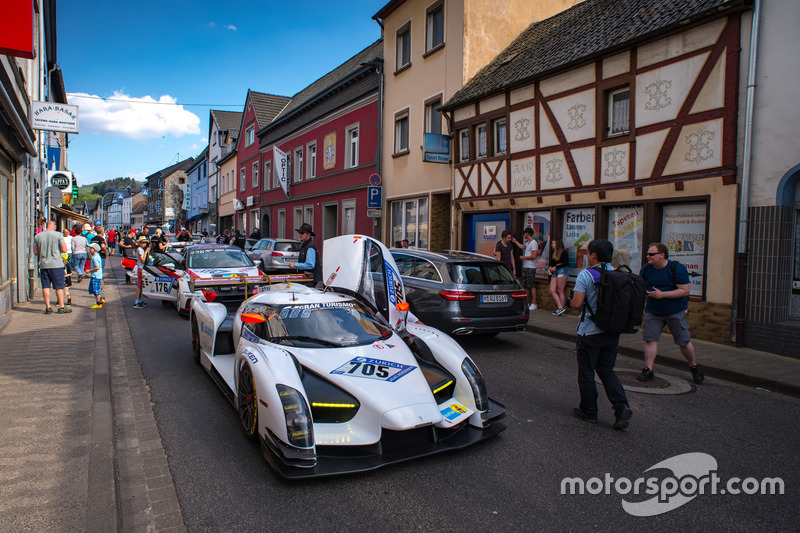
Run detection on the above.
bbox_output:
[661,203,707,297]
[391,197,428,250]
[426,1,444,52]
[563,207,596,277]
[608,206,644,273]
[396,23,411,72]
[523,210,550,278]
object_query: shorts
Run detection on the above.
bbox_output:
[554,267,569,278]
[89,278,102,296]
[521,268,537,288]
[40,267,66,290]
[137,266,143,289]
[642,311,691,346]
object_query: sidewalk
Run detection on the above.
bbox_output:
[525,307,800,398]
[0,262,186,532]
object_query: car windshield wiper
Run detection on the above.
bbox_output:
[271,335,344,348]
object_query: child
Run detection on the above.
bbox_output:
[61,252,73,306]
[88,243,105,309]
[133,236,149,309]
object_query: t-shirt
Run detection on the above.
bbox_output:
[522,239,538,269]
[34,230,65,269]
[62,235,73,253]
[640,260,690,316]
[90,253,103,279]
[72,234,88,254]
[91,235,107,257]
[120,235,135,257]
[494,241,514,273]
[575,263,614,336]
[136,246,148,267]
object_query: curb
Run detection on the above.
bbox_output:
[524,324,800,399]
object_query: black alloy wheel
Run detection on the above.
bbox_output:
[238,364,259,441]
[191,317,201,364]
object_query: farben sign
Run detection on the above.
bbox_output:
[31,101,79,133]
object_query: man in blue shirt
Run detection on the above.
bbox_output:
[289,223,322,287]
[638,242,704,384]
[567,239,633,430]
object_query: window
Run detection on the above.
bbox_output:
[475,123,487,158]
[608,87,630,136]
[278,209,286,238]
[294,148,303,182]
[293,207,303,233]
[307,142,317,179]
[240,168,246,192]
[346,125,359,168]
[395,111,409,155]
[263,161,271,191]
[391,197,428,249]
[246,126,255,146]
[304,205,313,224]
[494,119,507,154]
[459,129,469,162]
[426,2,444,52]
[252,162,259,188]
[425,98,442,135]
[396,23,411,71]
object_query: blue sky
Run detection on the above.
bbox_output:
[60,0,386,186]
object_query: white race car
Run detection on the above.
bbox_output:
[190,235,506,478]
[139,244,310,314]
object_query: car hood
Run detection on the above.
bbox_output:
[322,235,407,330]
[187,266,261,279]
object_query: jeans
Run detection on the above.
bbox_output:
[73,253,87,276]
[576,332,628,415]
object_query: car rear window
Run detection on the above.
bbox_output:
[274,242,300,252]
[450,262,516,285]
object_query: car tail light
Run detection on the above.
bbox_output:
[271,251,284,257]
[438,290,476,301]
[510,291,527,300]
[201,290,217,302]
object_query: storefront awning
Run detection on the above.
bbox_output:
[50,205,91,225]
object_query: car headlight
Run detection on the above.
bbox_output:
[461,358,488,412]
[276,384,314,448]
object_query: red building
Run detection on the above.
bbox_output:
[257,40,383,249]
[234,90,291,235]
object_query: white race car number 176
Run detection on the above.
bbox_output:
[151,276,175,294]
[331,357,416,382]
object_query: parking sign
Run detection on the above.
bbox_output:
[367,186,382,208]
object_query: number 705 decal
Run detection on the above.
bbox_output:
[330,357,416,382]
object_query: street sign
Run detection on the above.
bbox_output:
[367,186,382,208]
[367,209,381,218]
[369,173,381,186]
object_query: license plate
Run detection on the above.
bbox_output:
[481,294,508,303]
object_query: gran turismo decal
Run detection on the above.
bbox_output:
[330,356,416,382]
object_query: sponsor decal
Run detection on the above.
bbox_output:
[330,356,416,382]
[241,327,260,344]
[242,349,258,365]
[151,276,175,294]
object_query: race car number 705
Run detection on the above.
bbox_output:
[330,357,416,382]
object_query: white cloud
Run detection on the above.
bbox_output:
[226,24,237,31]
[67,91,201,140]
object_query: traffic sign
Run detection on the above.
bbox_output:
[369,173,381,186]
[367,186,382,208]
[367,209,381,218]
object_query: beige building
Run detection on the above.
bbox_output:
[217,146,239,235]
[372,0,579,250]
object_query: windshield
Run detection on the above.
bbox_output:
[241,300,392,348]
[187,248,254,269]
[450,262,516,284]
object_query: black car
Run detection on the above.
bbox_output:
[390,249,529,335]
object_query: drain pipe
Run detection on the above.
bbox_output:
[734,0,761,345]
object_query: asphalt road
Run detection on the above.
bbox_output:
[119,266,799,532]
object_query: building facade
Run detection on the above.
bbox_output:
[144,158,194,230]
[208,110,241,235]
[186,147,209,233]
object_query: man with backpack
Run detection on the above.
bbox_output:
[638,243,704,384]
[567,239,633,430]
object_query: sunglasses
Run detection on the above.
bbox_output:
[646,252,662,256]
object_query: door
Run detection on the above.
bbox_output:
[467,213,509,256]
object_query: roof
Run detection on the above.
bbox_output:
[144,157,195,183]
[249,91,292,128]
[269,40,383,126]
[210,110,243,133]
[442,0,745,111]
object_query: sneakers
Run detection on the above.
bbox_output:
[132,302,145,309]
[690,365,705,384]
[100,298,106,304]
[613,406,633,430]
[556,307,567,316]
[529,304,537,311]
[637,367,655,382]
[572,408,598,424]
[44,307,54,314]
[57,306,73,313]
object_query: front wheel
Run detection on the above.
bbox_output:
[238,364,259,441]
[190,317,201,364]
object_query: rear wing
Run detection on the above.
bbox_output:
[190,273,313,292]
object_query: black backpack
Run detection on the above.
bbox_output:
[584,264,647,334]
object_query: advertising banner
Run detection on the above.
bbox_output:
[524,211,550,278]
[563,208,595,278]
[31,101,79,133]
[273,146,289,196]
[661,203,706,297]
[608,206,644,273]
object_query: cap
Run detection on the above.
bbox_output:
[295,223,315,236]
[89,243,101,252]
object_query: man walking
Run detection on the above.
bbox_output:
[638,243,704,384]
[494,229,516,276]
[289,223,322,288]
[568,239,632,429]
[33,220,71,314]
[520,228,539,310]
